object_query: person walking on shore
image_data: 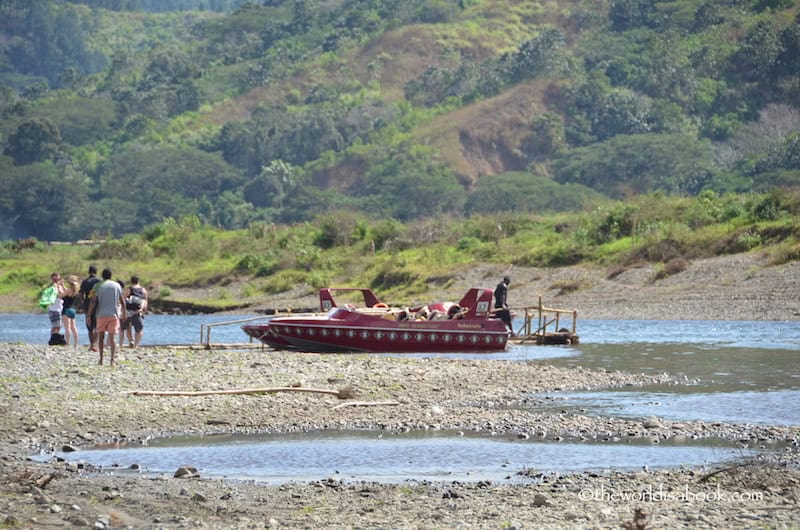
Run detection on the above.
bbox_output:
[80,265,101,352]
[122,275,148,348]
[88,268,127,366]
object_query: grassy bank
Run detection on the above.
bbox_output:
[2,191,798,313]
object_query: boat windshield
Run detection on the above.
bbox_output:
[326,307,352,318]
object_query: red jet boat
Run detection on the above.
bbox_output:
[242,287,510,353]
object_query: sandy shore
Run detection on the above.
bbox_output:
[1,253,799,529]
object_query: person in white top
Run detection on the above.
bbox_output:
[46,272,65,337]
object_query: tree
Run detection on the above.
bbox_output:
[29,96,117,146]
[465,172,602,215]
[729,20,782,82]
[101,146,244,235]
[506,28,565,83]
[775,19,800,79]
[591,88,652,141]
[4,161,77,240]
[609,0,654,31]
[523,112,566,159]
[4,118,61,165]
[553,133,714,197]
[353,144,466,221]
[244,160,296,208]
[3,0,100,85]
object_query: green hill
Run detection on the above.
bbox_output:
[0,0,798,242]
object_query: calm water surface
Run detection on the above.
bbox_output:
[0,313,267,346]
[34,430,746,484]
[526,320,800,426]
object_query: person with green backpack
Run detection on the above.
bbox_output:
[40,272,66,345]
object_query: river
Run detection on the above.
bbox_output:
[12,314,799,482]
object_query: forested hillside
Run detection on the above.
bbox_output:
[0,0,798,242]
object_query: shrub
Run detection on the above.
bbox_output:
[767,243,800,265]
[89,237,153,261]
[651,257,689,281]
[749,194,781,221]
[370,219,404,250]
[456,236,482,251]
[236,254,276,276]
[736,230,762,250]
[588,204,639,244]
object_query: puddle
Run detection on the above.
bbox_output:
[34,430,749,484]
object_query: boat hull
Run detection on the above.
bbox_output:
[242,315,508,353]
[242,287,510,353]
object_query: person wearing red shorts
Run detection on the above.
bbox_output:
[87,268,127,366]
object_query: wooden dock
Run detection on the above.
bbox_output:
[510,296,579,345]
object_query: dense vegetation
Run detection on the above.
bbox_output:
[0,1,798,311]
[0,0,797,243]
[2,190,798,311]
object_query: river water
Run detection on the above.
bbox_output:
[10,314,799,483]
[35,430,746,484]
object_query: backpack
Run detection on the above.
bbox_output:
[81,276,101,311]
[39,285,57,309]
[48,333,67,346]
[126,286,146,311]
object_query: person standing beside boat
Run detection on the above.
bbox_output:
[493,276,514,335]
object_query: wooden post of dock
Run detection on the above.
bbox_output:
[538,296,544,341]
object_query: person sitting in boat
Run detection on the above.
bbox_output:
[447,304,467,320]
[428,309,447,320]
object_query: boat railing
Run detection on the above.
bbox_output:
[199,311,317,349]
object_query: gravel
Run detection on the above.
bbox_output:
[1,343,798,529]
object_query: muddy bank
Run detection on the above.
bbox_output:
[1,344,798,529]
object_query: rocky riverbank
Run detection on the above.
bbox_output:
[200,252,800,321]
[1,342,799,529]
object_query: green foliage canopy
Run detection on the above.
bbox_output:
[553,133,714,197]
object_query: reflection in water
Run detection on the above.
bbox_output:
[36,431,745,484]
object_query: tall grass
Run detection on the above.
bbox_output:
[1,192,797,310]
